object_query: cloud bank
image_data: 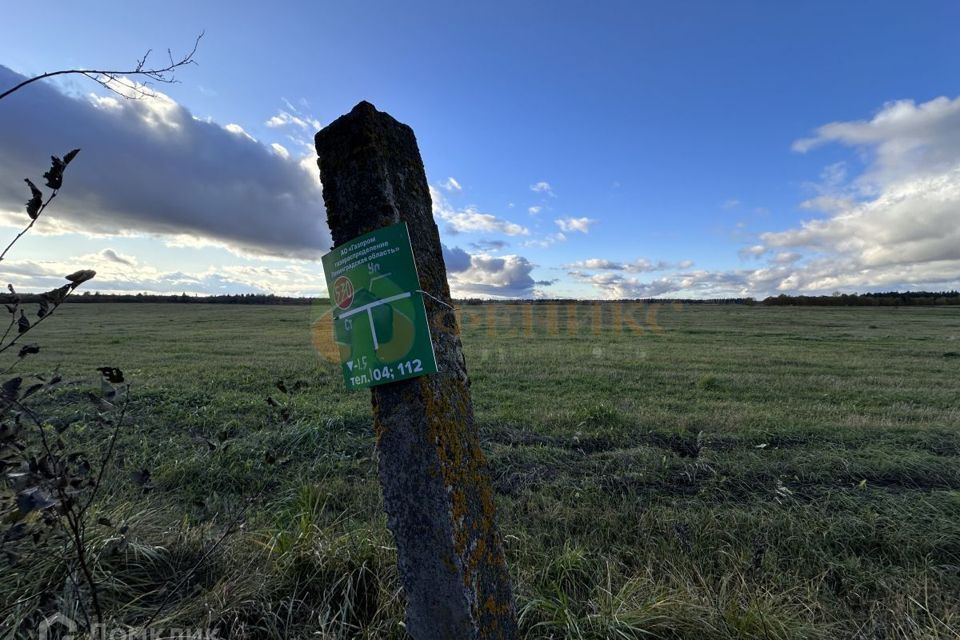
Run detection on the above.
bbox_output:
[448,252,538,297]
[0,66,329,260]
[566,258,693,273]
[0,248,328,297]
[573,96,960,299]
[760,96,960,292]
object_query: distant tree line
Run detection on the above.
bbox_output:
[761,291,960,306]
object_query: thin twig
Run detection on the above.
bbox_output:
[0,32,203,102]
[14,400,95,625]
[15,399,105,625]
[80,389,130,517]
[0,302,20,348]
[0,191,57,263]
[0,287,77,357]
[62,551,93,630]
[63,507,103,625]
[141,486,265,629]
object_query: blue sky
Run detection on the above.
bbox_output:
[2,1,959,298]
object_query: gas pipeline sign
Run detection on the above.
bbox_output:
[321,222,438,389]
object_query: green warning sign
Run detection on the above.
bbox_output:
[321,223,438,390]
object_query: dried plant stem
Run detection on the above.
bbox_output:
[0,192,57,264]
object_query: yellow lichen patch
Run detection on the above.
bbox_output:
[480,593,516,637]
[412,359,510,613]
[482,594,512,617]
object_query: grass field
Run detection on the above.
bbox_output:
[5,302,960,639]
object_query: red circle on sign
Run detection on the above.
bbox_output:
[334,276,354,310]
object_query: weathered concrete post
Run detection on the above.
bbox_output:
[315,102,518,639]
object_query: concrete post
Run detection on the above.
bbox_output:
[315,102,518,639]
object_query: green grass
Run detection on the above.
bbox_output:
[4,302,960,638]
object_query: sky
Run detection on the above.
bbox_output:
[1,1,959,299]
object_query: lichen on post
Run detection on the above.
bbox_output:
[314,101,518,639]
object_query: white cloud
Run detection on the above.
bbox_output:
[772,251,802,265]
[441,244,471,273]
[565,258,690,273]
[738,245,767,259]
[722,198,740,209]
[224,123,256,142]
[98,248,136,266]
[798,195,853,212]
[0,249,329,297]
[555,217,596,233]
[569,267,763,299]
[270,143,291,159]
[448,253,538,297]
[792,96,960,187]
[430,187,529,236]
[438,244,545,297]
[568,258,621,270]
[571,96,960,299]
[773,96,960,278]
[528,205,542,215]
[567,271,683,299]
[440,177,462,192]
[265,110,321,131]
[530,181,554,196]
[819,162,848,188]
[762,169,960,267]
[523,232,566,248]
[442,210,529,236]
[0,67,329,260]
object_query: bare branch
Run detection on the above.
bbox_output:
[80,389,130,517]
[142,486,265,630]
[0,282,83,356]
[0,31,203,102]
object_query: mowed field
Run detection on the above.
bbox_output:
[6,302,960,639]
